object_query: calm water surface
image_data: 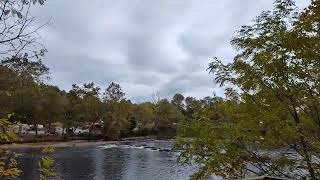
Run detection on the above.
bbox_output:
[17,141,197,180]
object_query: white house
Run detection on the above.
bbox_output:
[74,128,89,134]
[26,124,46,135]
[12,124,31,135]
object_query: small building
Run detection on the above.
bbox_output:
[55,127,65,135]
[49,122,65,135]
[74,128,89,134]
[27,124,46,135]
[48,127,65,135]
[20,124,31,134]
[11,124,30,134]
[27,129,46,135]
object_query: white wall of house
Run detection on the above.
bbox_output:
[74,128,89,134]
[12,124,32,134]
[27,129,46,135]
[37,125,44,129]
[54,127,65,135]
[21,124,31,134]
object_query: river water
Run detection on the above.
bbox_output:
[16,140,198,180]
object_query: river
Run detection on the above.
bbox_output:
[16,140,198,180]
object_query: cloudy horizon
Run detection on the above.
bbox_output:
[32,0,309,102]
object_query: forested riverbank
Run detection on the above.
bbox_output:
[1,54,220,142]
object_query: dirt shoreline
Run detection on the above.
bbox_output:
[0,140,111,149]
[0,137,174,149]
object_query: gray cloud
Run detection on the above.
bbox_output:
[32,0,310,102]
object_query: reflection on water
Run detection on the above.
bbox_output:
[17,141,196,180]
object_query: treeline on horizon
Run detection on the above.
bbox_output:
[0,57,222,139]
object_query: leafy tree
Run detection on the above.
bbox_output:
[0,115,21,178]
[104,99,133,139]
[1,57,49,83]
[154,99,184,133]
[39,146,55,180]
[0,0,49,132]
[0,0,49,117]
[177,0,320,179]
[36,85,67,132]
[103,82,134,139]
[200,96,222,108]
[77,95,103,135]
[103,82,125,103]
[0,115,56,179]
[62,84,83,133]
[0,1,57,179]
[81,82,101,98]
[184,96,201,119]
[0,66,20,117]
[0,57,50,134]
[0,115,17,143]
[0,150,21,178]
[132,102,155,133]
[176,99,240,179]
[0,66,20,91]
[171,93,185,113]
[0,0,48,59]
[10,84,42,134]
[66,83,103,135]
[7,84,61,136]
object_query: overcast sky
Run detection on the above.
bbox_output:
[32,0,310,102]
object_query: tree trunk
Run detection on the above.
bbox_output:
[48,122,52,133]
[18,124,22,136]
[89,123,93,136]
[35,124,38,137]
[290,101,316,180]
[62,125,65,136]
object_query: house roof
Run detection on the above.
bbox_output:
[52,122,63,128]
